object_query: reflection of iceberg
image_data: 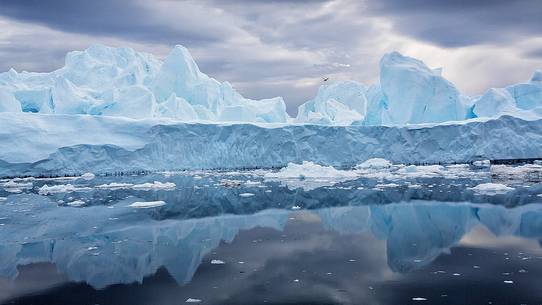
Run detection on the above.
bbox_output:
[2,190,542,290]
[0,194,288,288]
[317,201,542,272]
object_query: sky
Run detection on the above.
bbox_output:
[0,0,541,115]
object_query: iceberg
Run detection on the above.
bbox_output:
[1,44,540,127]
[0,44,288,123]
[472,70,542,118]
[0,44,541,176]
[378,52,469,125]
[296,52,471,125]
[297,53,541,126]
[296,81,366,125]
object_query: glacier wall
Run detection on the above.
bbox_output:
[2,113,542,177]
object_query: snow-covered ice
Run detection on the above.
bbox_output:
[131,181,176,190]
[265,161,357,179]
[38,184,91,195]
[128,200,167,209]
[469,183,515,195]
[355,158,393,170]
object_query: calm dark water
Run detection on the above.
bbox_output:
[1,165,542,305]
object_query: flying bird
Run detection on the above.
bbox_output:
[322,77,329,82]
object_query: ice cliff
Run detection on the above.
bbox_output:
[2,112,542,177]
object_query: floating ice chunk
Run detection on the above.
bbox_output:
[264,161,358,191]
[128,200,167,208]
[131,181,176,190]
[472,160,491,167]
[470,183,514,195]
[412,297,428,301]
[266,161,358,179]
[67,200,86,207]
[239,193,255,197]
[211,259,225,265]
[38,184,91,195]
[375,183,399,188]
[185,298,202,303]
[96,183,134,189]
[244,180,261,186]
[503,280,514,284]
[80,172,96,180]
[355,158,392,170]
[0,197,6,201]
[3,180,33,189]
[291,205,301,210]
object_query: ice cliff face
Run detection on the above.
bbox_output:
[2,112,542,177]
[0,44,288,123]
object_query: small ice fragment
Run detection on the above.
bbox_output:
[472,160,491,167]
[39,184,90,195]
[132,181,176,190]
[469,183,514,195]
[211,259,225,265]
[293,279,300,283]
[291,205,301,210]
[503,280,514,284]
[129,201,167,209]
[185,298,202,303]
[96,183,133,189]
[245,180,261,185]
[265,190,272,193]
[67,200,86,207]
[80,172,95,180]
[412,297,427,301]
[239,192,255,197]
[452,273,461,276]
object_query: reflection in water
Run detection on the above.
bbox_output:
[0,168,542,304]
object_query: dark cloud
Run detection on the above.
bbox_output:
[365,0,542,47]
[525,47,542,59]
[0,0,220,46]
